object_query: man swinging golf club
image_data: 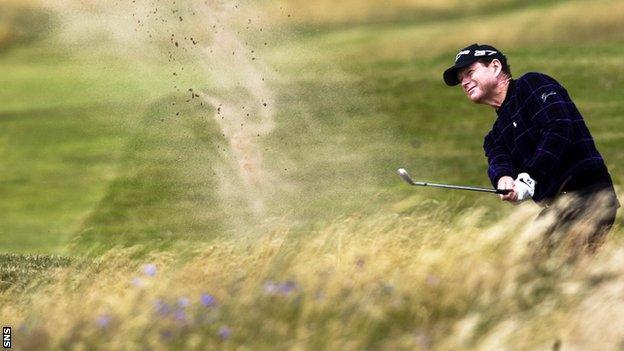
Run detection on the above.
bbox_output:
[443,43,620,246]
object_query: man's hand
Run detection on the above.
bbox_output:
[497,176,517,201]
[514,172,536,202]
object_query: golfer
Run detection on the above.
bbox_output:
[443,43,619,246]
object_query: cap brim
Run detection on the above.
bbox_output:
[443,61,472,86]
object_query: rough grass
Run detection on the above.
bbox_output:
[2,201,623,350]
[0,253,71,292]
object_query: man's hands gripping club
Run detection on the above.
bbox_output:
[497,173,536,202]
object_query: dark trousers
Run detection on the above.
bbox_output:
[537,182,620,253]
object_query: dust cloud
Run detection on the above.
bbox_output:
[42,0,293,218]
[195,2,282,216]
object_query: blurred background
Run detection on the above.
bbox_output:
[1,0,623,349]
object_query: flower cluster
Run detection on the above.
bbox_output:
[263,280,298,296]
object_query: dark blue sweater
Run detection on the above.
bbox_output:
[483,72,613,203]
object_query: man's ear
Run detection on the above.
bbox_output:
[491,59,503,77]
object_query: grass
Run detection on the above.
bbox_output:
[0,0,51,53]
[0,253,70,292]
[263,0,561,32]
[0,49,161,253]
[4,205,624,350]
[0,0,623,349]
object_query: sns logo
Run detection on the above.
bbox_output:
[3,327,10,349]
[455,50,470,62]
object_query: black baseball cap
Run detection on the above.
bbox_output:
[443,43,507,86]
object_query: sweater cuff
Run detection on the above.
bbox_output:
[524,166,543,184]
[490,169,514,188]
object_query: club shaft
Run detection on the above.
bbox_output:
[397,168,510,195]
[411,181,499,193]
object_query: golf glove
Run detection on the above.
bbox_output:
[514,172,536,201]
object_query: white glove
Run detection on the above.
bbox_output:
[514,172,536,201]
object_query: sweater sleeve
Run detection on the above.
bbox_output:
[483,129,515,188]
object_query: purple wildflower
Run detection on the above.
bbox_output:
[96,315,112,329]
[263,280,298,296]
[218,326,232,340]
[178,297,190,308]
[153,299,170,316]
[279,280,298,294]
[143,264,157,277]
[356,258,365,268]
[200,293,217,307]
[263,280,279,295]
[425,274,440,287]
[174,309,186,322]
[413,329,432,349]
[161,330,173,342]
[132,277,144,287]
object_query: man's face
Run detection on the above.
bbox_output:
[457,61,499,103]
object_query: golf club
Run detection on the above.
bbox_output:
[397,168,511,195]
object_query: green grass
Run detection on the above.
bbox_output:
[2,0,622,254]
[0,49,151,253]
[0,25,212,253]
[1,0,624,349]
[0,0,621,256]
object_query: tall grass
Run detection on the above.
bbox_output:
[3,194,622,349]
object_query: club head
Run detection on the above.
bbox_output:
[397,168,416,185]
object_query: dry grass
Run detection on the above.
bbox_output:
[2,193,622,349]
